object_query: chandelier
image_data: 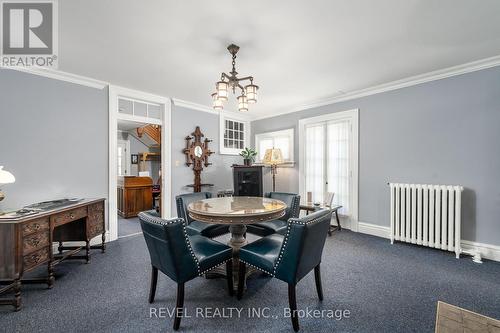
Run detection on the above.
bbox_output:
[212,44,259,112]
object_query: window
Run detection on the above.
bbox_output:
[299,109,358,221]
[118,97,162,120]
[255,128,294,164]
[219,114,250,155]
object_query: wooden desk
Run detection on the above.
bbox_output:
[0,198,105,311]
[300,202,343,236]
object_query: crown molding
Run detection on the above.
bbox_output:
[8,67,108,89]
[252,54,500,121]
[172,98,255,121]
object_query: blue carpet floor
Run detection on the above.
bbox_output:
[1,231,499,332]
[118,216,142,238]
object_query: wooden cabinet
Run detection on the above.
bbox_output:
[232,165,263,197]
[117,176,153,218]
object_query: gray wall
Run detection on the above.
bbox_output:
[0,70,241,225]
[251,66,500,246]
[0,69,108,212]
[170,105,240,216]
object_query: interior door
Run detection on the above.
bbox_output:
[117,140,129,176]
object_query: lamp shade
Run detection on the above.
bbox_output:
[262,148,284,165]
[212,93,223,110]
[244,84,258,103]
[216,81,228,101]
[0,166,15,184]
[237,94,248,112]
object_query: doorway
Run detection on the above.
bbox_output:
[108,86,172,242]
[299,109,359,231]
[116,120,162,238]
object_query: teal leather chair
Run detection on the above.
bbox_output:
[237,209,332,332]
[176,192,229,238]
[246,192,301,236]
[139,210,233,331]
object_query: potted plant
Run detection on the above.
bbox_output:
[239,147,257,166]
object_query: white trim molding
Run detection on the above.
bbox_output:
[108,85,172,242]
[461,240,500,263]
[358,222,391,239]
[357,221,500,262]
[10,67,108,89]
[299,109,359,232]
[253,54,500,120]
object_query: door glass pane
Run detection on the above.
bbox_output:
[305,124,325,204]
[327,120,350,215]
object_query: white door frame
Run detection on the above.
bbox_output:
[298,109,359,231]
[108,85,172,242]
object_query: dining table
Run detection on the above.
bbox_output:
[187,196,287,290]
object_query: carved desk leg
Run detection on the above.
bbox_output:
[48,262,55,289]
[13,277,21,311]
[101,231,106,253]
[85,240,90,264]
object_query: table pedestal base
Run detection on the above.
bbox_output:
[205,224,263,292]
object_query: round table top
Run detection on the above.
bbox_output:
[187,196,287,225]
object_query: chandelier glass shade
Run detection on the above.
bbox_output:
[212,93,223,110]
[237,95,248,112]
[213,44,259,112]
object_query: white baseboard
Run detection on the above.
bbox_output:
[357,222,391,239]
[356,221,500,262]
[461,240,500,262]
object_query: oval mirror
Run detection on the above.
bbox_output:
[194,146,203,158]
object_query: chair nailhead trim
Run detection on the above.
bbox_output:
[239,259,274,276]
[272,212,329,275]
[138,212,201,275]
[198,258,232,276]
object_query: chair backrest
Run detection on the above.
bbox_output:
[138,210,199,283]
[274,209,332,284]
[264,192,300,221]
[324,192,335,208]
[175,192,212,224]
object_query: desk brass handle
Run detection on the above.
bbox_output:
[70,213,75,219]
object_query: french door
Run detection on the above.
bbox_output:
[299,109,359,228]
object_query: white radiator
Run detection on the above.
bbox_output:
[389,183,464,258]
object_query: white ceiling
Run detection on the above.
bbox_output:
[59,0,500,118]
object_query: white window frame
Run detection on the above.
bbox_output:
[298,109,359,231]
[219,112,251,155]
[254,128,295,165]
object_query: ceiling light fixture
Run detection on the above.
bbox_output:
[212,44,259,112]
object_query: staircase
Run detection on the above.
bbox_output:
[135,125,161,147]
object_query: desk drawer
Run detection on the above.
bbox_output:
[23,247,50,271]
[52,207,87,227]
[23,230,50,255]
[22,217,49,236]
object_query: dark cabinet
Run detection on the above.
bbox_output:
[232,165,263,197]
